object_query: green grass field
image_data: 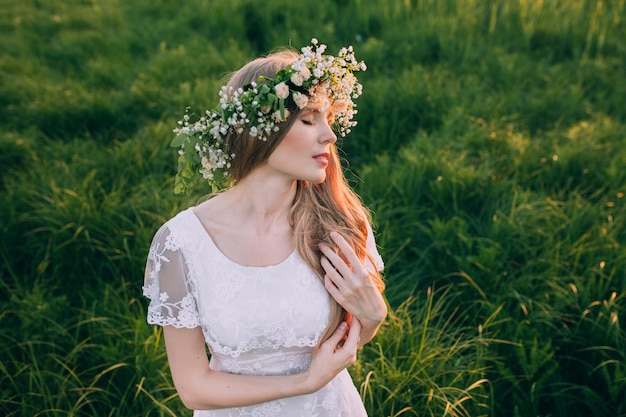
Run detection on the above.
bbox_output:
[1,0,625,415]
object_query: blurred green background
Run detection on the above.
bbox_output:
[1,0,625,416]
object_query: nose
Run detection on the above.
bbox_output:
[321,120,337,144]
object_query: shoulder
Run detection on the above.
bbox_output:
[149,208,198,250]
[158,207,195,234]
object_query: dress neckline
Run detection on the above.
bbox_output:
[186,208,297,269]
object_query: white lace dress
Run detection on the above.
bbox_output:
[143,208,383,416]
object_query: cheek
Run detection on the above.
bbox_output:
[277,128,306,155]
[268,135,301,167]
[279,136,299,154]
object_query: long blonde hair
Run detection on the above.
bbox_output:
[223,49,385,343]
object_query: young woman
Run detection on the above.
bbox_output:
[143,39,386,416]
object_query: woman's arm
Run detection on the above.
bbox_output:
[319,231,388,346]
[163,318,361,410]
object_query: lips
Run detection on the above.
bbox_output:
[313,152,330,165]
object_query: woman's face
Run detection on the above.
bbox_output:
[266,104,337,184]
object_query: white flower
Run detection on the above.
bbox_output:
[300,65,311,80]
[290,72,304,86]
[292,91,309,109]
[274,82,289,99]
[272,108,291,122]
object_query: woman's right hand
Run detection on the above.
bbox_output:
[304,318,362,392]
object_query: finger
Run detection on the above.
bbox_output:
[324,274,347,307]
[320,244,353,280]
[320,255,338,277]
[319,244,342,269]
[321,256,347,291]
[323,321,348,348]
[329,232,362,271]
[324,233,369,280]
[345,318,362,348]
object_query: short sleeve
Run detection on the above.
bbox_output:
[142,224,201,328]
[365,221,384,273]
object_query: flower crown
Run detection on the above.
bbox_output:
[171,38,367,194]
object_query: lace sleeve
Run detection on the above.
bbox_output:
[365,221,384,272]
[142,224,201,328]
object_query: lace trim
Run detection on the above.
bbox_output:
[146,292,201,328]
[206,327,325,358]
[213,352,313,375]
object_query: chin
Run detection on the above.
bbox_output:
[308,173,327,184]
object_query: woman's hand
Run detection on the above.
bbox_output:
[319,232,387,345]
[304,319,362,392]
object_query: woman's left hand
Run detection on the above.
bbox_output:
[319,231,387,345]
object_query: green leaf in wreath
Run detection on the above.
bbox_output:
[170,132,188,148]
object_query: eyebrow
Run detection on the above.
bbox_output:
[302,106,335,118]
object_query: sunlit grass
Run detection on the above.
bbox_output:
[354,287,500,416]
[1,0,625,415]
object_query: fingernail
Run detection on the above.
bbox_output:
[339,322,347,330]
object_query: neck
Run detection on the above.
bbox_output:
[225,172,297,235]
